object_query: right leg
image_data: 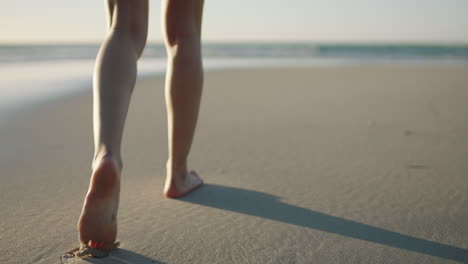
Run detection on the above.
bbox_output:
[162,0,204,198]
[77,0,148,251]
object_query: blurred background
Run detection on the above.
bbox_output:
[1,0,468,120]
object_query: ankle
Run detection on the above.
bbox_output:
[93,151,122,172]
[166,159,188,181]
[166,158,187,172]
[87,157,121,199]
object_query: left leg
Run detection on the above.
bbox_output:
[77,0,148,251]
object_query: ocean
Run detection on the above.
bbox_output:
[1,43,467,122]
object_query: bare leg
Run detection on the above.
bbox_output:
[162,0,205,198]
[77,0,148,250]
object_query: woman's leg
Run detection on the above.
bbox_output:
[77,0,148,250]
[162,0,205,198]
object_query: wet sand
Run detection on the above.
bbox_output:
[1,66,468,263]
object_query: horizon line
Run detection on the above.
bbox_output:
[1,40,468,47]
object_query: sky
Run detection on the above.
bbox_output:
[1,0,468,44]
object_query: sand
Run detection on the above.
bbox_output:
[1,65,468,264]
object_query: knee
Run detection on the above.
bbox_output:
[164,17,199,45]
[163,1,202,57]
[164,31,200,59]
[110,0,148,58]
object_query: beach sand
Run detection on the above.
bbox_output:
[1,66,468,263]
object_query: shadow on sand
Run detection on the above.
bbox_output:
[180,184,468,263]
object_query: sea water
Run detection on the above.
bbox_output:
[0,43,467,122]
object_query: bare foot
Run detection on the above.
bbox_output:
[77,156,120,251]
[164,166,203,199]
